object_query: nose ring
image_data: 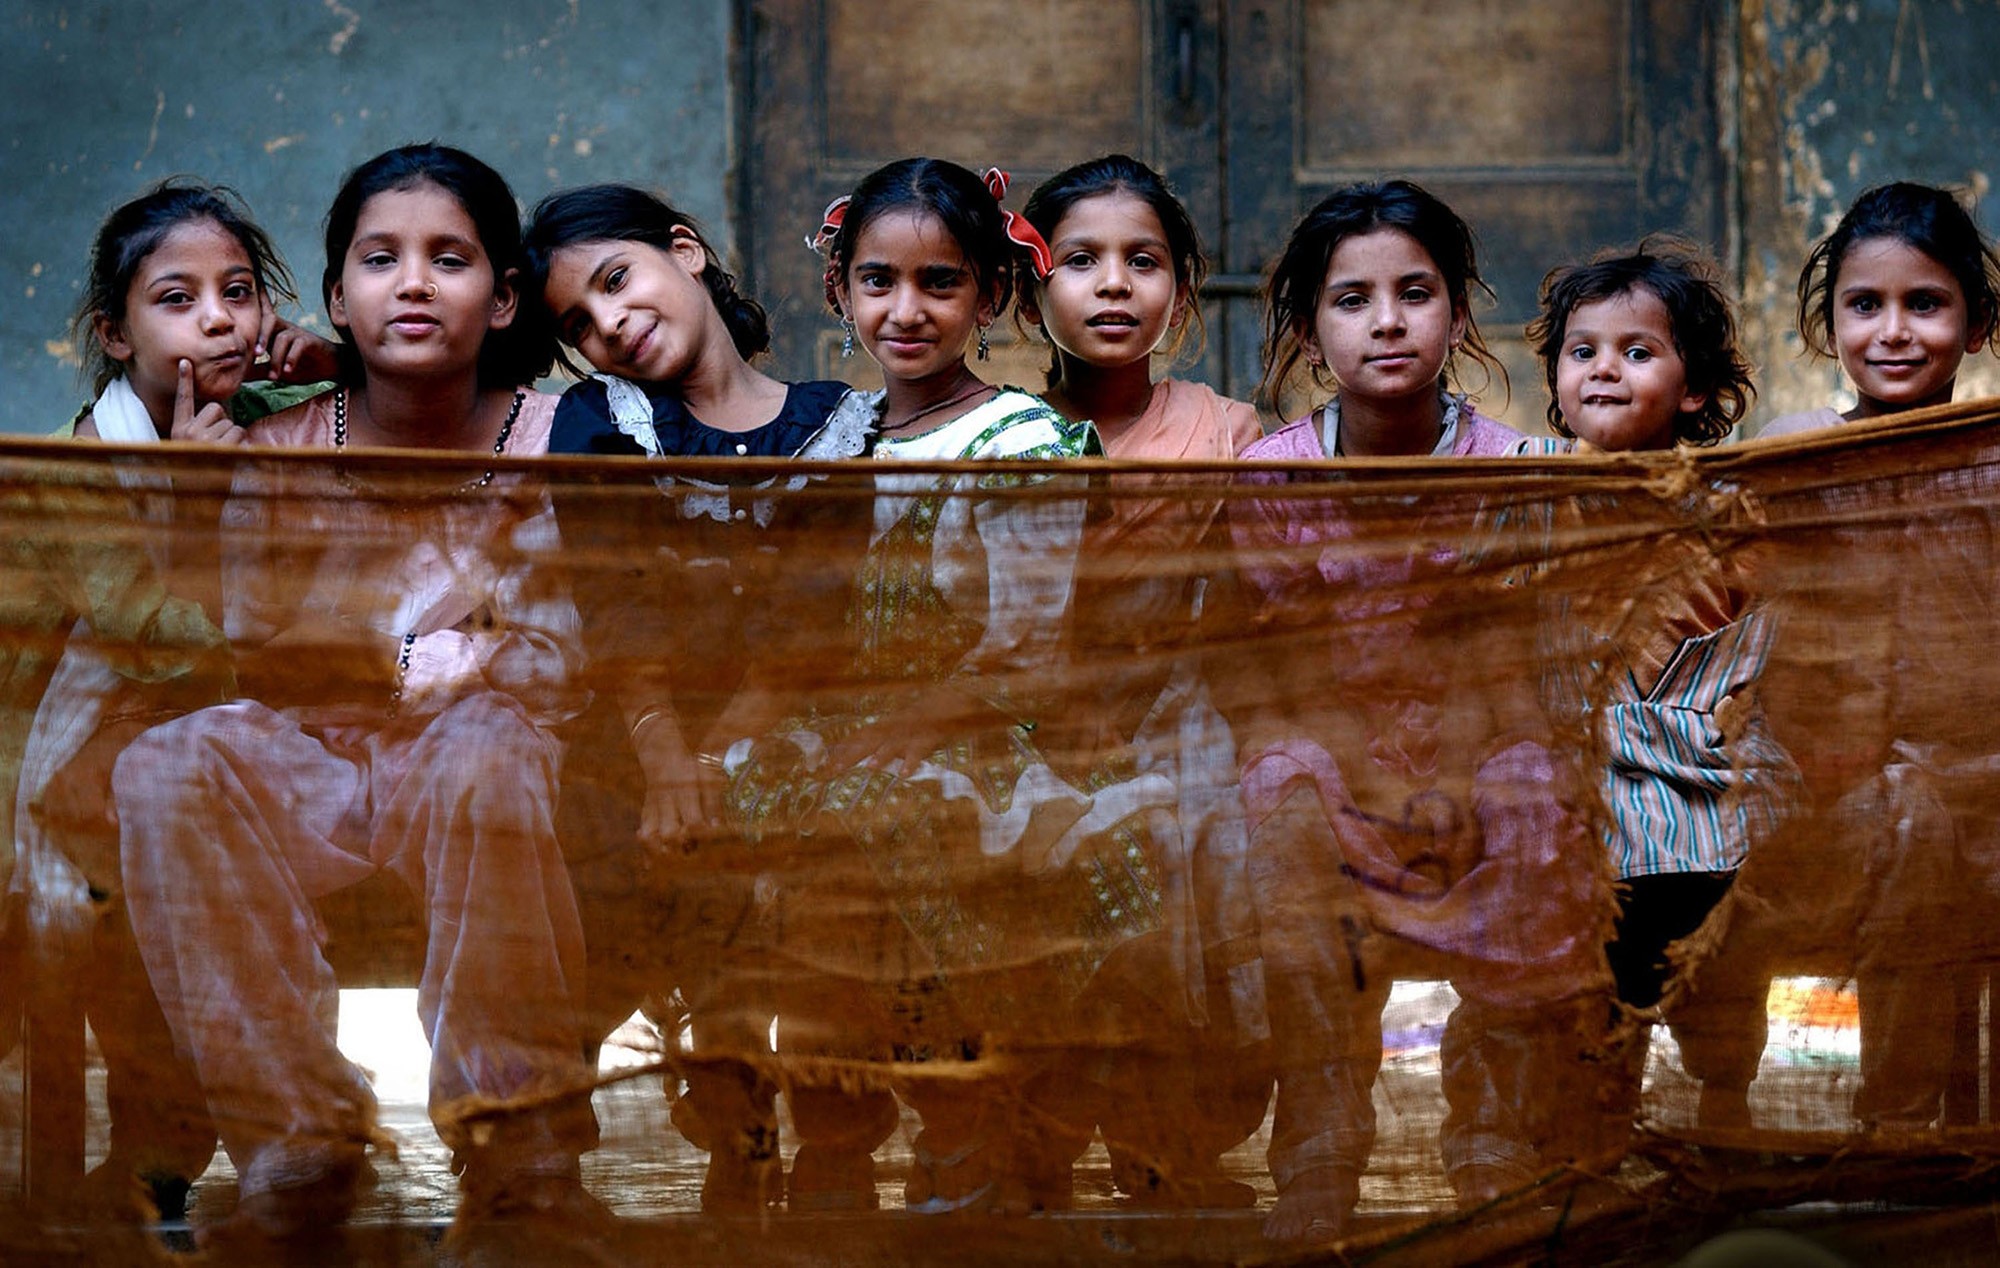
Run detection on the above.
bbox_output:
[421,282,438,300]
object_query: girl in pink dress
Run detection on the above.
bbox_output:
[113,145,595,1244]
[1228,180,1606,1239]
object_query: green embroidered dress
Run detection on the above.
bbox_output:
[726,389,1170,1028]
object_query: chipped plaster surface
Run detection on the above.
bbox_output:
[1,0,732,432]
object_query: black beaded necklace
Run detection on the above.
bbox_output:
[333,387,524,494]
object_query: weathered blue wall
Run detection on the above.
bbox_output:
[1,1,734,432]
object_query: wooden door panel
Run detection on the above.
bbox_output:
[1225,0,1724,423]
[1300,1,1629,171]
[824,1,1150,169]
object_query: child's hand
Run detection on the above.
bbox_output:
[255,296,341,384]
[171,359,246,445]
[631,714,724,857]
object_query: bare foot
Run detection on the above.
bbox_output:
[1262,1166,1359,1241]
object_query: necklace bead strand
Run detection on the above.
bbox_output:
[333,388,524,493]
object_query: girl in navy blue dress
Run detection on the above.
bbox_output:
[524,186,876,1213]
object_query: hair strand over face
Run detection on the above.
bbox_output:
[1259,178,1507,413]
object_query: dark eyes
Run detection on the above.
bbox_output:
[1333,288,1431,309]
[1565,343,1658,362]
[1844,291,1953,314]
[359,249,471,269]
[604,266,627,293]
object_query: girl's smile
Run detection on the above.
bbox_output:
[1832,236,1984,417]
[1555,287,1704,452]
[544,230,719,384]
[839,209,992,385]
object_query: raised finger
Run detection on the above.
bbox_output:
[175,358,195,426]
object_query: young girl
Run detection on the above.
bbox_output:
[1251,179,1516,460]
[1761,185,2000,1133]
[1229,181,1606,1239]
[1018,154,1271,1209]
[1519,240,1799,1139]
[725,156,1176,1215]
[1764,182,2000,435]
[19,181,335,1218]
[110,144,595,1244]
[521,184,873,1214]
[66,180,331,443]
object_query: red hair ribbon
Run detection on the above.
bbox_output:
[982,167,1053,280]
[805,195,849,255]
[806,195,851,312]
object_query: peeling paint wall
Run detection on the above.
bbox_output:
[1,1,732,433]
[1739,0,2000,425]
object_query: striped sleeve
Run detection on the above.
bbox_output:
[1596,603,1802,876]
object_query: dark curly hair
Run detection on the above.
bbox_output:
[1797,181,2000,361]
[70,180,296,395]
[1527,236,1753,446]
[1260,179,1506,411]
[521,183,769,378]
[321,143,554,387]
[1020,154,1208,386]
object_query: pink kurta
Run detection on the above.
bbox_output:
[1757,405,1844,438]
[115,391,596,1205]
[1226,399,1610,1201]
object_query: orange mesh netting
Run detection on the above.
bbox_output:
[6,401,2000,1264]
